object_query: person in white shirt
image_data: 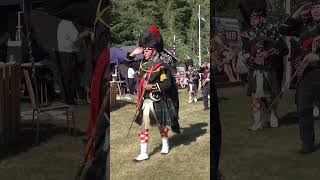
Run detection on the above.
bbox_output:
[127,66,136,95]
[57,19,89,104]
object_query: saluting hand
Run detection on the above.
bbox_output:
[293,2,313,18]
[130,47,144,57]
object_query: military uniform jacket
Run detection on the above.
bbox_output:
[279,16,320,72]
[241,25,288,71]
[186,69,199,84]
[241,24,288,97]
[137,55,174,101]
[125,52,181,133]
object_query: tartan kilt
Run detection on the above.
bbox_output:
[247,69,280,99]
[134,97,177,127]
[187,83,198,93]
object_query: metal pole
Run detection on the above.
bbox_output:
[198,5,201,67]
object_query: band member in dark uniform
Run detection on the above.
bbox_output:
[201,63,210,110]
[240,0,288,130]
[125,26,180,161]
[186,64,199,103]
[279,0,320,153]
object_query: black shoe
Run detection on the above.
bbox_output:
[132,157,149,163]
[171,124,181,134]
[172,128,181,134]
[66,100,76,105]
[203,107,209,111]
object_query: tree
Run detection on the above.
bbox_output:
[109,0,210,65]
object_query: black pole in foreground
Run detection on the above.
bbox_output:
[211,1,221,180]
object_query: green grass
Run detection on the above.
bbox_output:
[218,86,320,180]
[0,89,210,180]
[0,103,89,180]
[110,89,210,180]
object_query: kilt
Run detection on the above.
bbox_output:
[247,69,280,99]
[187,83,198,93]
[134,94,177,128]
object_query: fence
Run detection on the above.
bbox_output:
[0,62,21,150]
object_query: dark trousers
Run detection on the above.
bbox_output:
[58,52,78,104]
[203,83,210,108]
[0,45,6,62]
[212,81,221,179]
[296,69,320,150]
[128,78,135,94]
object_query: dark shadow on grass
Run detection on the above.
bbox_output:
[197,97,203,101]
[279,111,299,126]
[111,100,136,112]
[218,97,230,101]
[279,111,320,126]
[218,170,225,180]
[312,144,320,153]
[0,121,83,161]
[149,122,208,156]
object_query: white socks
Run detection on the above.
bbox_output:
[249,111,262,130]
[134,143,149,161]
[188,95,193,103]
[269,110,279,128]
[313,105,319,118]
[160,138,169,154]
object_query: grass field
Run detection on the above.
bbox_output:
[0,102,89,180]
[110,89,210,180]
[218,85,320,180]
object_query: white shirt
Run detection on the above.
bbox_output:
[128,67,135,78]
[57,20,81,53]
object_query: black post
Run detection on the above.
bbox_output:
[211,1,221,180]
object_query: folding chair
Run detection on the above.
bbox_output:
[23,69,75,144]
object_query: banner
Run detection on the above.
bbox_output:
[213,18,241,50]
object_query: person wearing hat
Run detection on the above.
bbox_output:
[125,26,180,162]
[279,0,320,153]
[186,64,199,103]
[239,0,289,131]
[201,63,210,110]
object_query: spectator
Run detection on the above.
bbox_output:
[57,19,86,104]
[127,66,136,95]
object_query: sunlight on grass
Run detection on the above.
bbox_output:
[110,89,210,180]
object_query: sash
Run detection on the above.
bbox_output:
[137,61,164,110]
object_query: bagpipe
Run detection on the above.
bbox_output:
[241,25,283,70]
[291,35,320,82]
[186,69,199,82]
[246,47,280,70]
[264,36,320,114]
[201,71,210,87]
[197,65,210,87]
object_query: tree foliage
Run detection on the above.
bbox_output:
[215,0,309,22]
[110,0,210,66]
